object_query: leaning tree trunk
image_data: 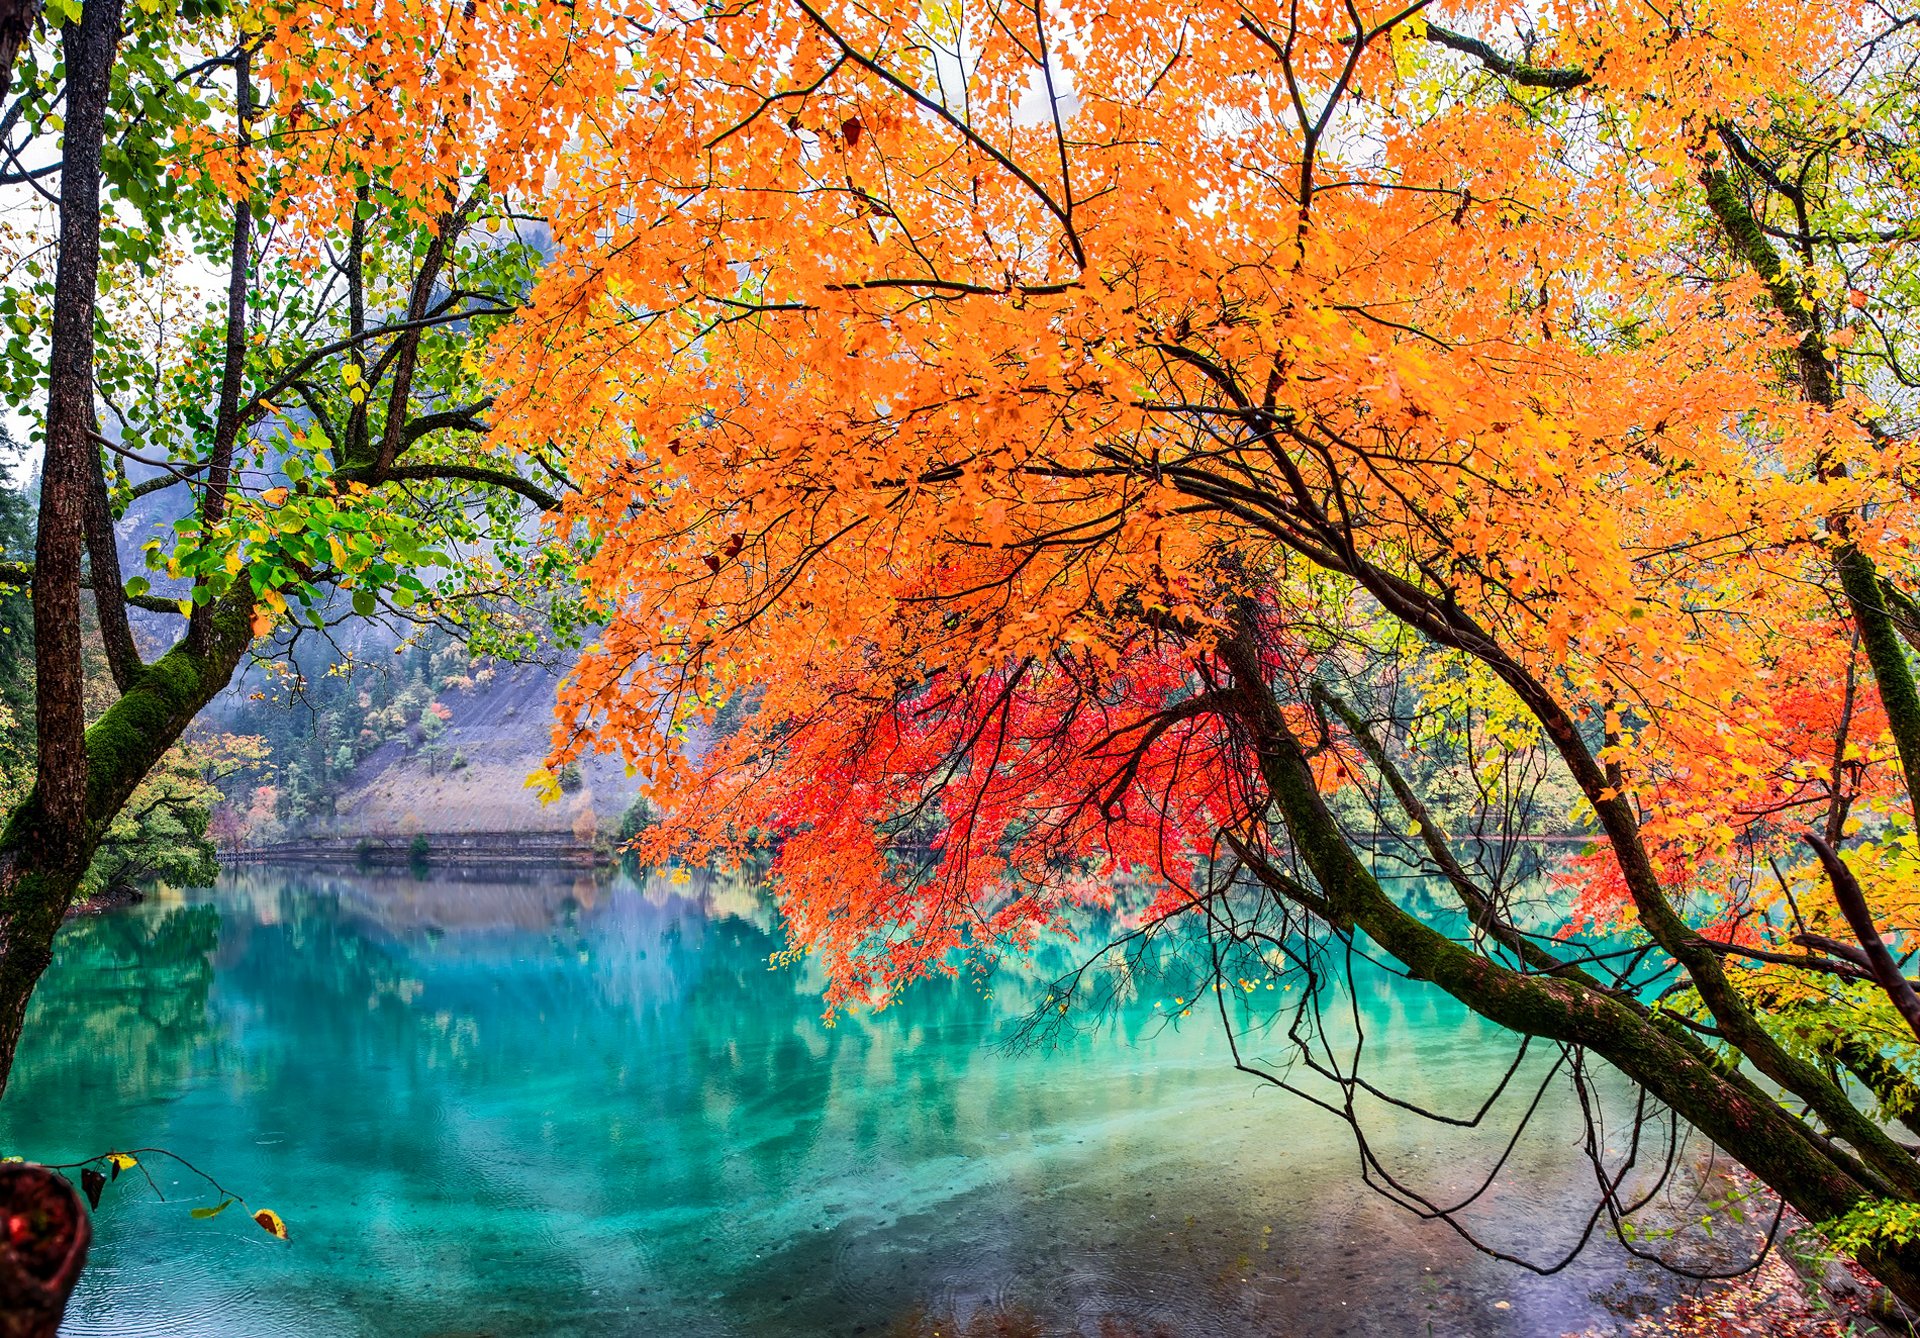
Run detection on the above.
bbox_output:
[1216,625,1920,1311]
[0,603,255,1096]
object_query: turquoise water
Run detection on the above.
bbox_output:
[3,866,1698,1337]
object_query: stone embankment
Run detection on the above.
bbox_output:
[223,830,605,866]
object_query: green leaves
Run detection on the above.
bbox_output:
[189,1197,234,1219]
[1824,1198,1920,1254]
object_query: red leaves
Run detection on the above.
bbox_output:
[629,625,1248,1012]
[703,534,746,573]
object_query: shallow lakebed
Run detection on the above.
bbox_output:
[6,866,1729,1336]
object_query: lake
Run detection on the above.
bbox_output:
[3,865,1720,1336]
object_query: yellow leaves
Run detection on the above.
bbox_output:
[1388,10,1428,81]
[260,487,289,507]
[249,606,275,639]
[106,1153,137,1173]
[252,1208,290,1240]
[525,767,563,805]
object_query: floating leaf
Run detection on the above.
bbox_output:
[253,1208,288,1240]
[80,1168,105,1210]
[190,1198,235,1220]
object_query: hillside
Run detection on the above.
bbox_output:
[316,661,641,840]
[203,626,651,854]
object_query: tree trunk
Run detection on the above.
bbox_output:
[0,0,121,1100]
[1216,624,1920,1310]
[0,599,255,1096]
[28,0,119,857]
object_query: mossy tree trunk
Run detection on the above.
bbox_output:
[0,605,254,1095]
[1215,621,1920,1309]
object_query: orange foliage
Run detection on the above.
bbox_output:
[258,0,1920,1007]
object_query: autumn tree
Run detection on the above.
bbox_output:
[482,0,1920,1308]
[0,0,592,1108]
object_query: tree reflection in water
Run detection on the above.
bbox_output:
[1,868,1703,1338]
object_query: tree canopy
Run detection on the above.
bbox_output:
[16,0,1920,1312]
[410,0,1920,1303]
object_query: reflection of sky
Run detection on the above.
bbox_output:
[6,868,1700,1337]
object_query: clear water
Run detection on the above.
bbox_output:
[1,866,1705,1337]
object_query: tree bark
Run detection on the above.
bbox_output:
[27,0,118,859]
[0,0,41,107]
[0,0,122,1097]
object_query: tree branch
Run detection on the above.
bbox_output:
[82,422,140,691]
[337,462,561,512]
[0,560,184,616]
[1314,684,1598,983]
[1423,22,1590,89]
[188,44,252,658]
[400,398,494,448]
[1806,832,1920,1043]
[372,191,481,477]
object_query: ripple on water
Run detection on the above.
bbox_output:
[64,1276,302,1338]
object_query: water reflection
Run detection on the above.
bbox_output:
[3,867,1692,1337]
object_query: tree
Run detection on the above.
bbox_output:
[0,475,269,908]
[0,0,583,1093]
[501,0,1920,1307]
